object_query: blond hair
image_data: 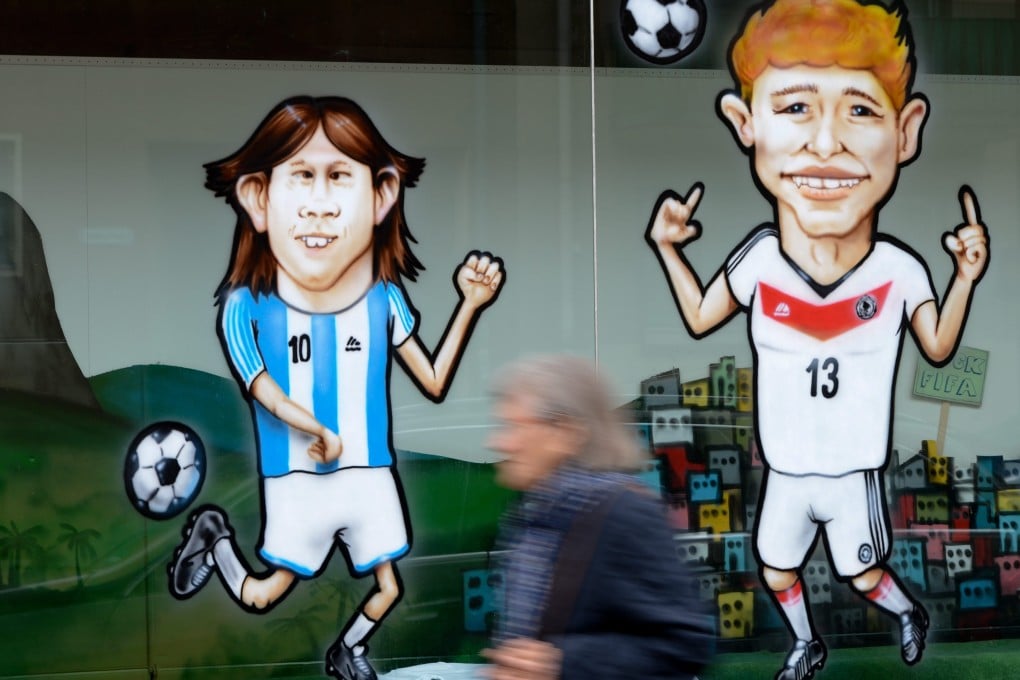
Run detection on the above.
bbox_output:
[729,0,914,110]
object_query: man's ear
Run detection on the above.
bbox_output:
[374,168,400,226]
[719,92,755,150]
[236,173,269,233]
[897,95,929,166]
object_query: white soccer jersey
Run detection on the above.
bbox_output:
[220,281,418,477]
[726,227,935,476]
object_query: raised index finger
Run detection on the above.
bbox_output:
[959,186,981,225]
[684,182,704,212]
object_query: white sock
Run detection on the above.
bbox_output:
[343,612,377,649]
[773,579,814,642]
[211,537,248,600]
[863,571,914,617]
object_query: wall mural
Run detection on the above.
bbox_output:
[643,1,989,678]
[0,2,1015,677]
[154,96,505,680]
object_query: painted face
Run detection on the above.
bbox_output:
[488,394,576,492]
[748,64,907,239]
[261,125,379,303]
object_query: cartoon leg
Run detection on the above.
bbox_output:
[326,561,402,680]
[852,567,928,665]
[765,566,827,680]
[240,567,297,611]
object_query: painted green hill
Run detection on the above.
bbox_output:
[90,364,255,455]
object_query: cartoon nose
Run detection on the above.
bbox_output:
[806,116,844,158]
[299,202,340,219]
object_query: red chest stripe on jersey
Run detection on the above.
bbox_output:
[758,280,893,341]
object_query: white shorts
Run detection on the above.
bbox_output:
[755,469,890,578]
[260,467,409,577]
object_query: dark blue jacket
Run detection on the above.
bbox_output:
[545,489,715,679]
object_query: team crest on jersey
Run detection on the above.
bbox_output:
[855,295,878,320]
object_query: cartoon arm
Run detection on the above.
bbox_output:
[248,372,343,464]
[911,187,990,364]
[221,294,343,465]
[397,250,504,401]
[646,184,738,337]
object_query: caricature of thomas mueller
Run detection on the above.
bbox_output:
[168,96,504,680]
[645,1,989,678]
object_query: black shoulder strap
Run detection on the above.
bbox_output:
[538,485,632,639]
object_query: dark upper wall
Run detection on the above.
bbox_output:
[1,1,1017,75]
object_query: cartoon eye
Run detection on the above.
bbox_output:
[850,104,879,117]
[776,102,808,115]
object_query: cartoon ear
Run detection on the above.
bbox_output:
[374,167,400,225]
[719,92,755,150]
[897,95,929,165]
[236,173,269,233]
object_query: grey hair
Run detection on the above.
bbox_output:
[492,354,647,472]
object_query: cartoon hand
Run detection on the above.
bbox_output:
[943,186,989,284]
[308,429,343,464]
[647,183,704,251]
[456,250,505,310]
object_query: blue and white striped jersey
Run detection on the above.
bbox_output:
[220,281,418,477]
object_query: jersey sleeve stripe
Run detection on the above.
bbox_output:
[387,283,417,336]
[726,226,777,277]
[222,291,264,387]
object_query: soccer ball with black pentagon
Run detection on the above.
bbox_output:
[124,422,206,519]
[622,0,706,65]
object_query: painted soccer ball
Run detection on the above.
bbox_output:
[124,422,206,520]
[621,0,706,65]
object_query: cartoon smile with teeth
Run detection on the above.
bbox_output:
[729,61,914,243]
[643,1,990,677]
[254,124,386,304]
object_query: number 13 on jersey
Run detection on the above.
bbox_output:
[806,357,839,398]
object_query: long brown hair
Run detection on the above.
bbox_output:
[206,96,426,301]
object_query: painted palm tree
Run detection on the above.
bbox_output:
[267,601,329,659]
[57,523,101,589]
[309,576,361,631]
[0,521,46,587]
